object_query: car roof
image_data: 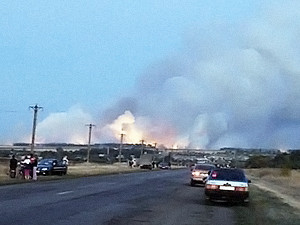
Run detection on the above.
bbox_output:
[39,158,57,162]
[194,164,216,170]
[212,168,244,173]
[208,168,247,181]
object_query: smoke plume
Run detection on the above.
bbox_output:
[35,1,300,149]
[100,1,300,149]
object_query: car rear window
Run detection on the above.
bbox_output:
[38,159,54,165]
[210,169,246,182]
[194,164,215,170]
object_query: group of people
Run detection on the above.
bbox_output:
[9,154,38,180]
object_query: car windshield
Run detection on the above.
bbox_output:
[210,169,246,182]
[194,164,215,170]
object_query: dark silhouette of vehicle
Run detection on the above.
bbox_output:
[158,162,171,169]
[205,168,251,203]
[37,159,68,175]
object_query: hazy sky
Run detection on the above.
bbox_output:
[1,1,300,149]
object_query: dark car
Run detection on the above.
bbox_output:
[158,162,171,170]
[37,159,68,176]
[205,168,251,202]
[190,163,216,186]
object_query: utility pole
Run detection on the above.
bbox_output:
[86,123,95,163]
[119,132,125,163]
[29,104,43,154]
[140,139,145,156]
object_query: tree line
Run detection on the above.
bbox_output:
[245,150,300,169]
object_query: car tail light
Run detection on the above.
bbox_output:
[211,171,218,178]
[235,187,248,192]
[205,184,219,190]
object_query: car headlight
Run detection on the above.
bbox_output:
[192,171,201,176]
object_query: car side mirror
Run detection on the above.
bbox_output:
[248,179,251,183]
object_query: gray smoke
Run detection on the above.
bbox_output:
[33,1,300,149]
[101,1,300,149]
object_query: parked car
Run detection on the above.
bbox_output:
[190,163,216,186]
[158,162,171,169]
[37,159,68,175]
[205,168,251,202]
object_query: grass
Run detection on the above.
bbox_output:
[245,169,300,204]
[234,169,300,225]
[234,186,300,225]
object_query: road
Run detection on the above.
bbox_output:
[0,169,236,225]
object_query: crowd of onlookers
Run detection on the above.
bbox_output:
[9,154,38,180]
[9,154,69,179]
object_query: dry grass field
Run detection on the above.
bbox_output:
[246,168,300,210]
[235,169,300,225]
[67,162,140,176]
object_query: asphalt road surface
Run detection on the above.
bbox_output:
[0,169,236,225]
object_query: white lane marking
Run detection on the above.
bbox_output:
[57,191,74,195]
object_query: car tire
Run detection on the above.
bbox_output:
[205,197,213,205]
[242,198,250,206]
[190,180,195,186]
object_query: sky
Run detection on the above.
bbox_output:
[1,0,300,149]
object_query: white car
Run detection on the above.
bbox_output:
[190,164,216,186]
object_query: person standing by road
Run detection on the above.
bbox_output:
[23,155,31,180]
[9,155,18,178]
[62,156,69,166]
[30,154,38,181]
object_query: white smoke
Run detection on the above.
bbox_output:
[35,105,92,144]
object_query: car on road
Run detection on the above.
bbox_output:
[158,162,171,169]
[205,168,250,202]
[190,163,216,186]
[37,159,68,176]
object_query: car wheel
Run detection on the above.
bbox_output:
[205,197,213,205]
[190,180,195,186]
[242,198,250,206]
